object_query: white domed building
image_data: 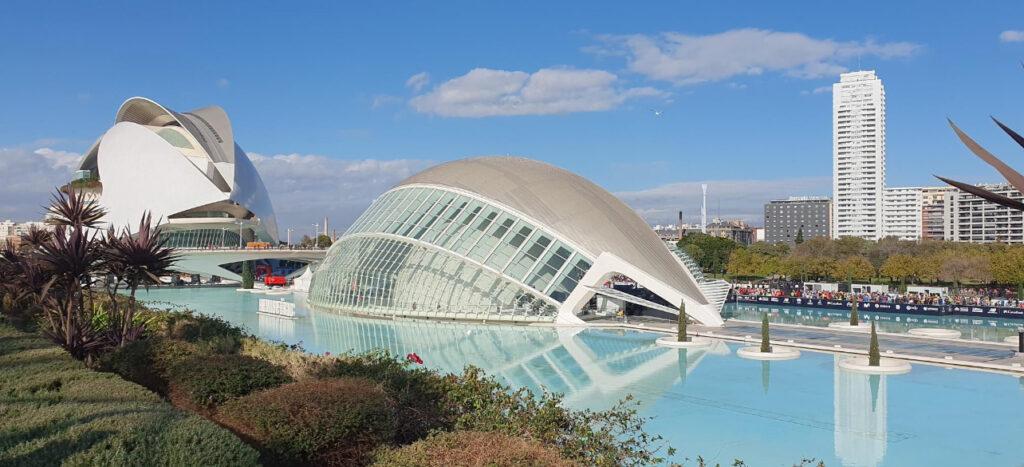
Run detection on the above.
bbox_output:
[308,157,728,325]
[75,97,291,280]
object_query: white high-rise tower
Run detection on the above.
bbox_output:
[701,184,708,233]
[832,70,886,240]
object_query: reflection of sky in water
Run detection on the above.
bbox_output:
[725,302,1022,343]
[139,288,1024,466]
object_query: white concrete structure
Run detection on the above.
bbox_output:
[833,70,886,240]
[944,183,1024,244]
[78,97,279,247]
[77,97,288,279]
[881,187,922,240]
[308,157,728,326]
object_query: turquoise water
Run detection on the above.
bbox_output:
[725,301,1023,344]
[138,288,1024,467]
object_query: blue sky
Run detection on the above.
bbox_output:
[2,1,1023,231]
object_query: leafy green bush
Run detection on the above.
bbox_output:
[220,377,397,466]
[373,430,576,466]
[168,354,292,408]
[0,322,258,466]
[160,310,244,344]
[101,337,203,394]
[441,367,670,466]
[315,350,451,443]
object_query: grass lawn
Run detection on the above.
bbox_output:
[0,322,258,466]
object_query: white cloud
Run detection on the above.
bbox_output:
[216,78,230,88]
[405,72,431,92]
[594,29,920,85]
[615,177,832,226]
[1000,30,1024,43]
[371,94,402,109]
[0,147,81,220]
[248,153,432,234]
[410,67,665,117]
[801,85,832,95]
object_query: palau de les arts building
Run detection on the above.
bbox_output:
[80,97,729,326]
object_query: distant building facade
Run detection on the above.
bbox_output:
[920,186,952,240]
[881,187,922,240]
[833,70,886,240]
[944,183,1024,244]
[706,218,754,245]
[764,197,831,245]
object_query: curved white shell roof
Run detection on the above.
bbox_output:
[80,97,278,243]
[398,157,706,302]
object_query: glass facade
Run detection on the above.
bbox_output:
[308,186,594,321]
[160,228,241,249]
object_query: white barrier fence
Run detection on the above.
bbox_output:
[258,299,297,318]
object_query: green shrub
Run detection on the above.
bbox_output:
[162,310,244,344]
[315,350,451,443]
[441,367,670,466]
[0,323,258,466]
[373,430,576,466]
[168,354,292,408]
[101,337,203,394]
[220,377,396,466]
[241,336,323,380]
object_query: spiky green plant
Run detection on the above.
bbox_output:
[102,212,178,346]
[677,301,688,342]
[849,295,859,326]
[868,320,880,367]
[760,313,772,353]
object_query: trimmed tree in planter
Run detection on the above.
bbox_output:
[849,295,859,326]
[760,313,772,353]
[868,320,880,366]
[677,301,689,342]
[241,260,255,289]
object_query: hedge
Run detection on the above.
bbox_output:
[373,430,576,466]
[0,322,259,466]
[220,377,397,466]
[167,353,292,408]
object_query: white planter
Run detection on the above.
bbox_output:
[656,336,713,348]
[737,346,800,361]
[907,328,961,339]
[838,356,911,375]
[828,322,873,332]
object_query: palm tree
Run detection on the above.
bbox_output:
[36,224,107,360]
[47,189,105,228]
[104,212,177,346]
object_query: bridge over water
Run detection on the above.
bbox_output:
[172,248,326,281]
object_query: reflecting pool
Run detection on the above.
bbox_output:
[139,287,1024,466]
[724,301,1023,344]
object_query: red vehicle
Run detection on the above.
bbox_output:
[264,275,287,286]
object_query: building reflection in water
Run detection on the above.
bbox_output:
[259,303,729,410]
[833,355,887,467]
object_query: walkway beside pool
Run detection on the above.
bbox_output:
[584,316,1024,375]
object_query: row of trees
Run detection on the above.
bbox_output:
[0,190,176,361]
[679,233,1024,293]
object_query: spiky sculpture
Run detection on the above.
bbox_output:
[938,116,1024,211]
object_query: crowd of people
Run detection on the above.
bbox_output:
[734,282,1024,309]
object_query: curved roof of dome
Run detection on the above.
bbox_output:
[397,157,703,301]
